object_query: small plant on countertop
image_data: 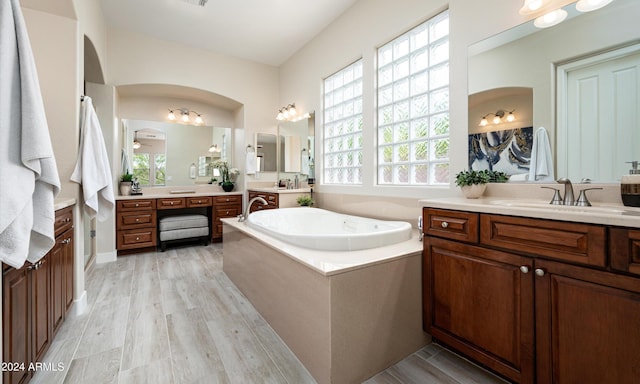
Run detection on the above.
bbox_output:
[120,172,133,182]
[454,170,490,187]
[296,195,314,207]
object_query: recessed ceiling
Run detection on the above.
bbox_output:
[98,0,358,66]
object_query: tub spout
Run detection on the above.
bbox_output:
[239,196,268,222]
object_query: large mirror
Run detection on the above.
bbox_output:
[256,133,278,172]
[123,119,232,186]
[468,0,640,182]
[278,112,315,179]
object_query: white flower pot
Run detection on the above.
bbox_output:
[460,184,487,199]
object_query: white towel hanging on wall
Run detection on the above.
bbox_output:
[246,145,257,175]
[71,96,115,221]
[528,127,555,182]
[0,0,61,268]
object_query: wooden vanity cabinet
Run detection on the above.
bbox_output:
[3,205,75,384]
[534,258,640,384]
[423,207,640,384]
[212,195,242,241]
[116,199,157,252]
[423,209,534,383]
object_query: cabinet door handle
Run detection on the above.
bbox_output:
[535,268,545,277]
[170,201,174,205]
[441,221,449,228]
[135,203,139,207]
[520,266,529,274]
[135,218,140,222]
[135,237,140,241]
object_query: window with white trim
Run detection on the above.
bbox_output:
[377,10,450,185]
[323,59,363,184]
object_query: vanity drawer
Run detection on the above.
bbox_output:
[610,228,640,276]
[117,199,156,211]
[117,228,157,249]
[480,214,606,267]
[186,196,212,207]
[423,208,479,243]
[214,195,242,205]
[157,197,186,209]
[54,206,74,236]
[117,210,156,230]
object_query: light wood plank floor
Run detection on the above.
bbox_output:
[31,243,507,384]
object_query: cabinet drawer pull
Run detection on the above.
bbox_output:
[135,203,139,207]
[135,218,140,222]
[535,268,545,277]
[136,237,140,241]
[226,198,230,202]
[520,266,529,274]
[441,221,449,228]
[65,217,71,222]
[226,211,230,215]
[170,201,174,205]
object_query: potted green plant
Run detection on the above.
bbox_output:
[296,195,314,207]
[120,172,134,196]
[455,170,490,198]
[213,160,240,192]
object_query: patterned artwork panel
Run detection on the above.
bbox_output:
[468,127,533,175]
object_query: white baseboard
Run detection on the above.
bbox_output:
[71,290,88,316]
[96,250,117,264]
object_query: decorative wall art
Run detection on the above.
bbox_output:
[468,127,533,175]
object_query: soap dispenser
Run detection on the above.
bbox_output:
[621,161,640,207]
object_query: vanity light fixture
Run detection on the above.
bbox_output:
[132,131,142,149]
[479,110,516,127]
[167,108,204,125]
[576,0,613,12]
[208,144,221,153]
[276,103,298,121]
[534,8,568,28]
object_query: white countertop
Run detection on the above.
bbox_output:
[249,187,311,194]
[116,191,242,200]
[419,197,640,228]
[54,197,76,211]
[222,217,422,276]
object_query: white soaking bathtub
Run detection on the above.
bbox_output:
[246,207,412,251]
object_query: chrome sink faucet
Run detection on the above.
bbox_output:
[556,178,575,205]
[238,196,268,222]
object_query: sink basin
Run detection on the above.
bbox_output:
[487,199,627,214]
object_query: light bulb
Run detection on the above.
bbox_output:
[493,115,501,124]
[506,112,515,122]
[133,140,141,149]
[181,111,190,122]
[519,0,551,15]
[168,110,176,120]
[479,117,488,127]
[534,9,567,28]
[576,0,613,12]
[288,104,297,116]
[195,115,203,124]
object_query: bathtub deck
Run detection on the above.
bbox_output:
[223,223,429,384]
